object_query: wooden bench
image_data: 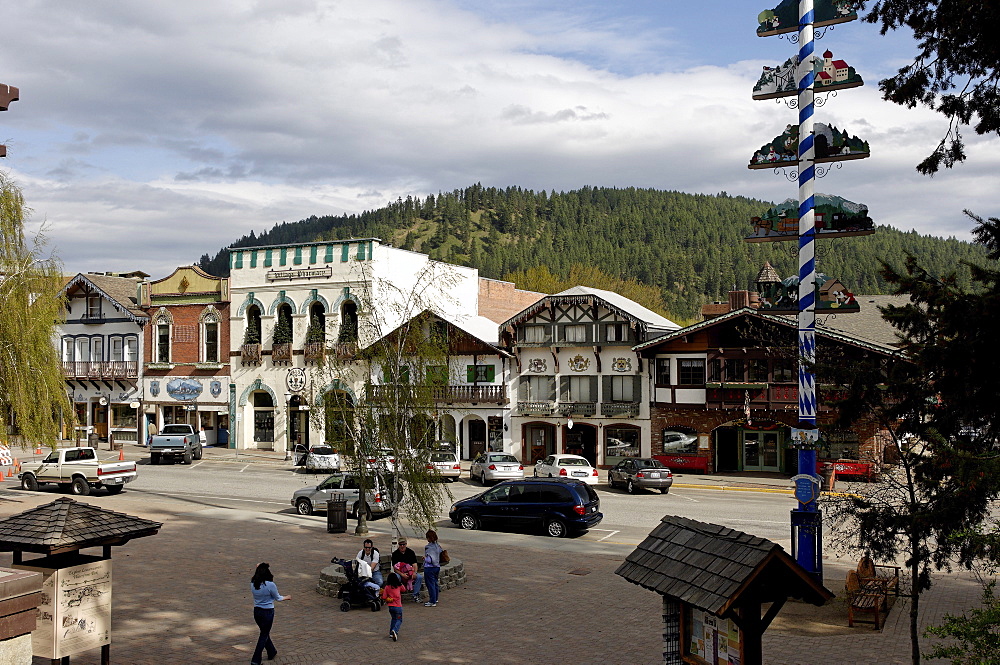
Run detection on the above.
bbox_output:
[846,570,886,630]
[858,555,899,599]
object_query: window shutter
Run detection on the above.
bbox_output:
[560,377,570,402]
[280,248,287,266]
[467,365,476,383]
[546,376,556,401]
[485,365,496,382]
[234,251,243,269]
[519,377,529,401]
[341,243,350,262]
[603,375,613,402]
[590,376,599,401]
[356,242,366,260]
[310,246,318,264]
[264,249,272,267]
[325,245,334,262]
[294,247,303,265]
[633,375,642,402]
[250,251,257,268]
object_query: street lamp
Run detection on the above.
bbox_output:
[284,392,292,461]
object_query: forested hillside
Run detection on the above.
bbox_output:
[197,185,987,322]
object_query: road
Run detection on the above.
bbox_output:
[12,453,802,552]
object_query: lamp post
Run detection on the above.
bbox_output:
[284,392,292,461]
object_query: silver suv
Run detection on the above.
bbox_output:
[291,471,400,519]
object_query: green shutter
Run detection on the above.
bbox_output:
[249,251,257,268]
[310,245,317,264]
[234,251,243,269]
[356,242,366,260]
[341,243,350,262]
[485,365,496,382]
[280,248,287,266]
[467,365,475,383]
[264,249,272,267]
[325,245,334,262]
[294,247,302,265]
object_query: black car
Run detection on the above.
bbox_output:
[448,478,602,538]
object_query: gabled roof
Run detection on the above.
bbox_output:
[615,515,831,618]
[374,309,510,357]
[502,285,679,333]
[61,272,148,323]
[0,498,162,555]
[634,307,903,357]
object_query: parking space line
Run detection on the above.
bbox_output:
[191,461,205,469]
[239,464,250,473]
[588,529,620,542]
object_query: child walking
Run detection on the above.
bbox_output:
[381,572,404,641]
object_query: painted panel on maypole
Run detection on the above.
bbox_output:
[753,50,863,100]
[748,122,870,168]
[754,269,860,314]
[757,0,859,37]
[747,194,874,242]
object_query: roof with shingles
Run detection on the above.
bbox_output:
[0,498,162,554]
[501,285,680,334]
[615,515,831,618]
[61,273,148,322]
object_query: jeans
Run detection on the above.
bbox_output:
[388,606,403,634]
[424,566,440,604]
[411,572,424,599]
[371,568,384,586]
[251,607,276,664]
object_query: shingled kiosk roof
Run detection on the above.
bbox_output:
[0,498,162,555]
[615,515,831,620]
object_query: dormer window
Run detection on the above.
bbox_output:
[86,295,101,318]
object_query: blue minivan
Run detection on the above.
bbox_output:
[448,477,602,538]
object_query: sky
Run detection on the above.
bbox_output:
[2,0,998,278]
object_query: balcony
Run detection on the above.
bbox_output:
[62,361,138,380]
[517,401,554,416]
[704,384,842,412]
[330,342,357,360]
[271,342,293,364]
[304,342,325,364]
[601,402,640,418]
[241,343,262,365]
[558,403,596,417]
[367,384,507,405]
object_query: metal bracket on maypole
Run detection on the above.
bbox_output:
[749,0,872,584]
[0,83,20,158]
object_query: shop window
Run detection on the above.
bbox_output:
[655,358,671,385]
[110,404,137,428]
[677,359,705,385]
[606,426,640,457]
[662,428,698,453]
[820,429,860,460]
[466,364,495,383]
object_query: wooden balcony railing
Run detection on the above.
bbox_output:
[304,342,325,363]
[704,384,844,411]
[601,402,640,418]
[558,403,596,417]
[517,401,554,416]
[241,343,262,365]
[368,384,507,404]
[330,342,357,360]
[271,342,293,364]
[62,361,138,379]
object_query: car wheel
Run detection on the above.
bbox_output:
[340,601,351,612]
[70,477,91,496]
[194,446,203,460]
[105,485,124,495]
[627,479,637,494]
[21,474,38,492]
[295,499,313,516]
[660,488,670,494]
[546,518,568,538]
[182,451,193,465]
[459,512,480,530]
[353,502,373,521]
[150,454,160,465]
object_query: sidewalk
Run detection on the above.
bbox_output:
[0,490,973,665]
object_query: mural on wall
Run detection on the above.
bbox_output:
[757,0,859,37]
[749,122,869,168]
[756,272,859,314]
[166,378,204,401]
[567,355,591,372]
[527,358,547,373]
[753,50,863,100]
[611,358,632,372]
[747,193,874,242]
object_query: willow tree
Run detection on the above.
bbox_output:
[0,173,70,448]
[312,259,464,536]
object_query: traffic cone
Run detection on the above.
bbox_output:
[118,448,125,461]
[34,443,41,455]
[5,467,12,478]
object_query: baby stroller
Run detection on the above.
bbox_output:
[333,558,382,612]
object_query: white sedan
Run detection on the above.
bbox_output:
[470,452,524,485]
[533,454,599,485]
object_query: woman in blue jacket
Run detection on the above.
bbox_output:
[250,562,291,664]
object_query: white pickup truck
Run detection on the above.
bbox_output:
[18,447,138,496]
[149,424,203,465]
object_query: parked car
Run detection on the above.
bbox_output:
[470,452,524,485]
[533,454,599,485]
[19,447,138,496]
[149,424,203,465]
[449,477,602,538]
[362,447,397,473]
[293,443,341,473]
[426,451,461,482]
[291,471,401,519]
[608,458,674,494]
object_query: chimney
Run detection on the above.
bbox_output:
[729,290,751,310]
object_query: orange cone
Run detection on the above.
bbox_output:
[5,467,12,478]
[118,448,125,461]
[34,444,41,455]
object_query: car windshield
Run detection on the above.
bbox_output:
[160,425,191,435]
[489,454,518,463]
[635,459,665,469]
[558,458,588,466]
[430,453,455,462]
[311,446,335,455]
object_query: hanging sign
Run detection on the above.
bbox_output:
[747,194,874,242]
[749,122,870,168]
[757,0,860,37]
[753,50,863,100]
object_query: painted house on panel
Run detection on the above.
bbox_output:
[365,310,512,459]
[226,239,481,452]
[501,286,680,467]
[58,272,149,444]
[634,307,900,476]
[138,266,231,446]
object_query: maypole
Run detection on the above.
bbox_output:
[749,0,873,583]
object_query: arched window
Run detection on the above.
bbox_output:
[273,304,293,345]
[245,305,262,345]
[153,309,173,363]
[338,301,358,343]
[307,302,326,344]
[200,308,221,363]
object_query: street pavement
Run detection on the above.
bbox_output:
[0,444,983,664]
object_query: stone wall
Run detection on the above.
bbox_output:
[317,556,467,601]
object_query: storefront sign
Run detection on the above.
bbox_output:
[286,368,307,392]
[266,267,332,281]
[166,378,204,401]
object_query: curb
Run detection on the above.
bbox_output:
[673,483,794,494]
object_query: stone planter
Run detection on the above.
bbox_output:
[317,556,467,600]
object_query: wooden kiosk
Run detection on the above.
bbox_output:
[0,498,161,665]
[616,515,832,665]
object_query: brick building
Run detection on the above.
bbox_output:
[138,266,230,445]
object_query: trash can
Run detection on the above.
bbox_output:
[326,493,347,533]
[820,463,836,491]
[88,433,100,447]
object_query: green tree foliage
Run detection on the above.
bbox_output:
[862,1,1000,174]
[925,580,1000,664]
[197,185,990,321]
[820,211,1000,664]
[0,173,71,448]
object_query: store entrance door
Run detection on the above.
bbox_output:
[742,430,781,472]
